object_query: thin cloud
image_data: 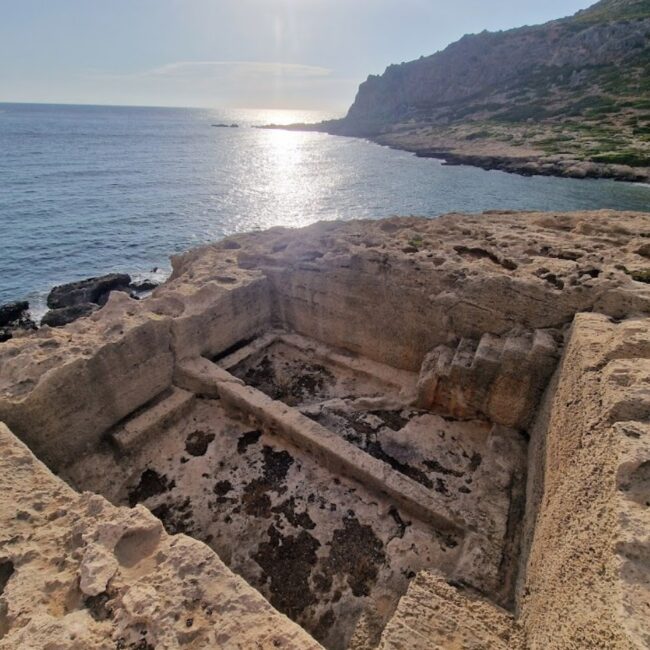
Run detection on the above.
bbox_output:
[152,61,332,78]
[88,61,333,81]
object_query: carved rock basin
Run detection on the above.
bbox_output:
[0,210,649,649]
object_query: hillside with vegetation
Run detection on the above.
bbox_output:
[289,0,650,181]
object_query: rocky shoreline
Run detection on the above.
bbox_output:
[277,0,650,186]
[264,122,650,184]
[0,273,159,342]
[402,145,650,183]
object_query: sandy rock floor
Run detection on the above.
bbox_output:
[66,376,525,649]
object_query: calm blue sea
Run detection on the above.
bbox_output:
[1,102,648,316]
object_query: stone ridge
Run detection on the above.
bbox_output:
[2,209,650,396]
[517,313,650,648]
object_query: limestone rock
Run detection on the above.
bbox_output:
[517,313,650,648]
[0,422,321,650]
[377,571,524,649]
[416,328,559,429]
[0,210,649,648]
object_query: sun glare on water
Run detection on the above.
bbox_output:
[261,127,324,229]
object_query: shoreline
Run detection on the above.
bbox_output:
[4,192,650,339]
[376,140,650,184]
[3,266,171,320]
[265,122,650,185]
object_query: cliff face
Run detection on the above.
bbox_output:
[346,7,649,127]
[345,0,650,127]
[313,0,650,180]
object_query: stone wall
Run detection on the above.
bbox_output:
[0,297,174,470]
[0,268,273,472]
[237,213,649,372]
[516,313,650,648]
[170,276,272,360]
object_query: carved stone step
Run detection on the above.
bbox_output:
[110,387,195,453]
[417,329,560,429]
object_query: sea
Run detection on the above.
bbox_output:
[1,102,648,318]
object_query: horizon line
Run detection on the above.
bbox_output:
[0,99,347,113]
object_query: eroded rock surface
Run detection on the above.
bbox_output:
[377,571,525,649]
[0,210,648,648]
[0,423,320,650]
[518,313,650,648]
[64,354,529,648]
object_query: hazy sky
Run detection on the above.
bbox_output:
[0,0,595,112]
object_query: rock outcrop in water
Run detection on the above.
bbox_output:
[279,0,650,182]
[0,301,36,343]
[21,273,161,329]
[0,210,649,648]
[47,273,133,310]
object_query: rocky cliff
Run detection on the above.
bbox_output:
[288,0,650,181]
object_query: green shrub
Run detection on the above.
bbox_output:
[465,130,492,140]
[591,151,650,167]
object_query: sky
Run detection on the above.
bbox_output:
[0,0,596,112]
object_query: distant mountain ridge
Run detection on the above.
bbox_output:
[283,0,649,182]
[343,0,649,134]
